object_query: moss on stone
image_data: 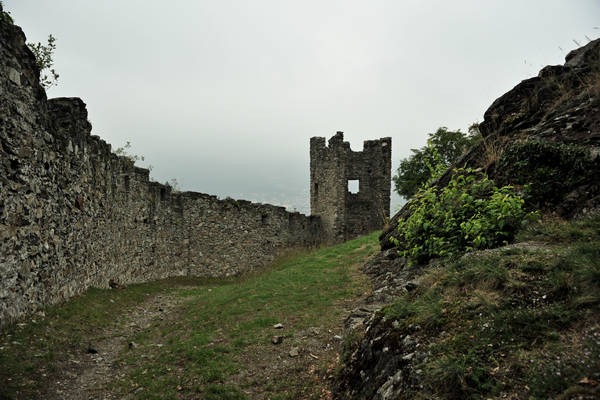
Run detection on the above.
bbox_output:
[496,140,598,209]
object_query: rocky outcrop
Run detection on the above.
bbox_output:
[478,40,600,144]
[336,40,600,399]
[335,249,434,399]
[380,38,600,249]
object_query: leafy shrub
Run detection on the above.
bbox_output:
[393,168,537,263]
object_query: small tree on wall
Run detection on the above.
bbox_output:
[0,2,60,89]
[28,34,59,89]
[115,141,147,165]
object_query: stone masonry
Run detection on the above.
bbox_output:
[0,11,390,326]
[310,132,391,242]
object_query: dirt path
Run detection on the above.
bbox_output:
[45,291,190,400]
[2,237,380,400]
[226,300,364,399]
[40,288,374,400]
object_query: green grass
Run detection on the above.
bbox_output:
[381,214,600,399]
[114,234,378,399]
[0,232,379,399]
[0,278,189,399]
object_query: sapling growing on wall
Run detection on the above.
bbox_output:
[166,178,181,192]
[115,141,155,173]
[27,34,59,89]
[0,2,59,89]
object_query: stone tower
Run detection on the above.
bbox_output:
[310,131,392,242]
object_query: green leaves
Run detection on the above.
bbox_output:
[392,127,480,199]
[27,34,59,89]
[394,168,537,263]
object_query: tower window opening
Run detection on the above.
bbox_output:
[348,180,359,194]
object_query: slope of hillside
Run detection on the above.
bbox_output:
[335,216,600,399]
[335,39,600,400]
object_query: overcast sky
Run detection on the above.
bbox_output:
[5,1,599,214]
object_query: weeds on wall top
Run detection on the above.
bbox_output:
[27,34,59,89]
[0,2,59,89]
[0,2,14,25]
[115,141,151,169]
[115,141,183,192]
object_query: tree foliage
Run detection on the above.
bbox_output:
[27,34,59,89]
[393,127,479,199]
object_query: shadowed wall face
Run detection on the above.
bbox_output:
[310,132,391,242]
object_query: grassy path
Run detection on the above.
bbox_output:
[0,232,379,400]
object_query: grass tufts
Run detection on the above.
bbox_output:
[382,214,600,399]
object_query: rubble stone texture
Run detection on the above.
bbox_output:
[310,132,391,242]
[0,13,391,325]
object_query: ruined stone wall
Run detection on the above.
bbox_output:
[309,134,346,242]
[310,132,391,242]
[0,18,322,325]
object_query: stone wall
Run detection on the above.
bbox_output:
[310,132,391,242]
[0,17,322,325]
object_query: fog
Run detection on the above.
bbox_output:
[5,0,599,214]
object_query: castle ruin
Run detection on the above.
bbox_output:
[310,132,392,242]
[0,14,391,325]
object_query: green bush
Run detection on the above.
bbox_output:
[393,168,537,263]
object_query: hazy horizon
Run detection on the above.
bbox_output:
[4,0,599,215]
